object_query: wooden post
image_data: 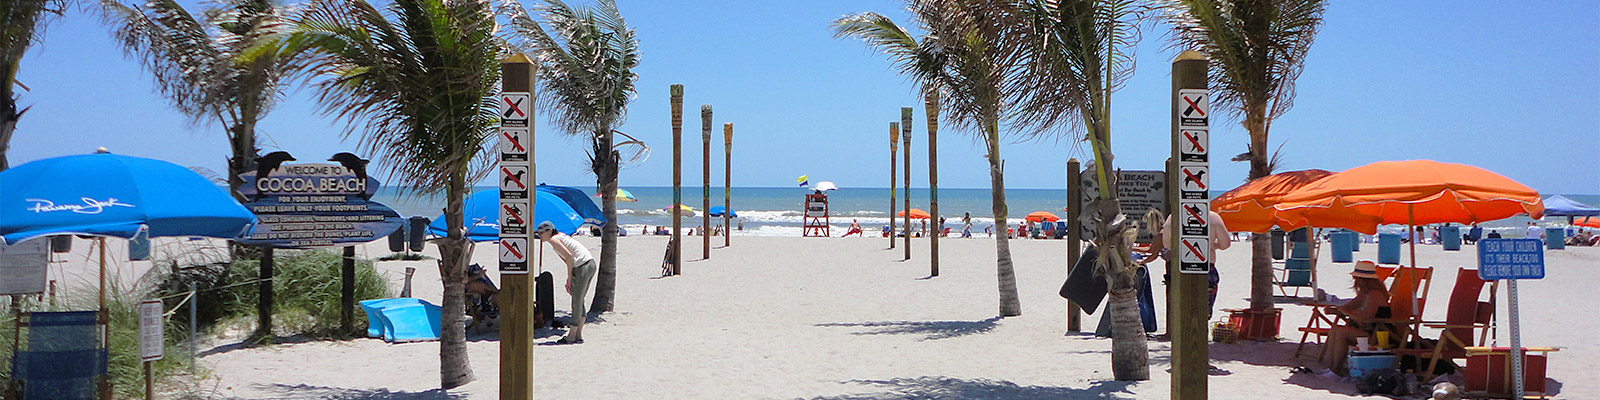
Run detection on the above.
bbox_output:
[1170,50,1209,400]
[901,108,913,260]
[701,105,712,260]
[724,123,732,248]
[143,360,153,400]
[1066,158,1082,332]
[924,95,939,277]
[341,246,355,335]
[497,54,536,400]
[671,85,683,275]
[889,123,898,248]
[257,246,273,338]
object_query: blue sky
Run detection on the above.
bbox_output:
[9,0,1598,194]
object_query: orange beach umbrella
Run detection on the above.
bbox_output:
[1210,169,1334,233]
[1274,160,1544,235]
[1576,216,1600,228]
[1025,211,1060,223]
[896,209,931,219]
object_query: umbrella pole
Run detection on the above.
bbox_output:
[1408,205,1419,313]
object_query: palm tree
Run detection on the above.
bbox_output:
[504,0,638,313]
[834,0,1024,317]
[1011,0,1146,380]
[268,0,502,388]
[0,0,66,171]
[1159,0,1326,312]
[100,0,302,203]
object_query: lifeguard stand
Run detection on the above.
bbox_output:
[803,193,830,237]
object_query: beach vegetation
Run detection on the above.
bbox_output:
[100,0,310,205]
[1008,0,1146,380]
[261,0,504,387]
[155,247,390,338]
[503,0,639,313]
[833,0,1028,317]
[0,0,67,171]
[1157,0,1327,312]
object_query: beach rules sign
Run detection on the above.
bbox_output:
[1177,88,1210,274]
[234,153,404,248]
[500,88,533,274]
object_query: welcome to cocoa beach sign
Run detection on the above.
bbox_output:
[234,152,403,248]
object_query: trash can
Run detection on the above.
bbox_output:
[1351,231,1362,251]
[1330,231,1354,263]
[1270,228,1286,260]
[1546,228,1565,250]
[408,216,430,252]
[1378,233,1401,264]
[388,224,407,253]
[1441,225,1461,251]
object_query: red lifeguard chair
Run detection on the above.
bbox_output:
[803,193,830,237]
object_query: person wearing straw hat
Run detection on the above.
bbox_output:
[538,221,598,344]
[1322,260,1392,376]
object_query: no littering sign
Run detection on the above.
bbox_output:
[1180,129,1208,163]
[500,128,529,162]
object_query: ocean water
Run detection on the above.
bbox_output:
[368,186,1599,237]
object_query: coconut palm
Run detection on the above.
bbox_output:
[834,0,1025,317]
[101,0,303,203]
[266,0,502,387]
[1158,0,1326,312]
[1011,0,1146,380]
[0,0,65,171]
[503,0,638,313]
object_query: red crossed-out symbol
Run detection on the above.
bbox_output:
[502,204,525,225]
[503,97,526,118]
[502,130,526,152]
[1183,239,1207,263]
[503,240,524,260]
[1182,168,1207,190]
[1183,131,1205,152]
[501,167,527,189]
[1183,204,1206,225]
[1182,95,1206,118]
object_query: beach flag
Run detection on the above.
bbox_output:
[797,175,809,187]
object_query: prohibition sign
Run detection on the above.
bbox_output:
[1179,165,1209,199]
[500,128,528,161]
[1180,201,1209,236]
[500,165,529,198]
[1179,237,1210,274]
[500,200,528,235]
[1179,129,1208,162]
[500,92,530,127]
[1178,89,1209,127]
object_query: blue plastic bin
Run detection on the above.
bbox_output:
[1441,225,1461,251]
[1378,233,1401,264]
[359,298,442,342]
[1330,231,1354,263]
[1547,228,1565,250]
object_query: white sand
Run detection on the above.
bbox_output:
[52,233,1594,399]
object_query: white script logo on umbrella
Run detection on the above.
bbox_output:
[26,198,136,214]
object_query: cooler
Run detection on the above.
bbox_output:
[1347,350,1397,379]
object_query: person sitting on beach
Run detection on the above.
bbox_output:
[1487,230,1501,239]
[1567,231,1594,246]
[1322,261,1392,376]
[537,222,597,345]
[841,219,864,237]
[881,224,892,237]
[1466,224,1483,244]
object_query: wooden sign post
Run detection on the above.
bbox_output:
[889,123,898,249]
[724,123,732,248]
[498,54,536,400]
[901,108,913,260]
[701,105,712,260]
[670,85,683,275]
[1170,50,1210,400]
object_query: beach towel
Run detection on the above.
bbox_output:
[1059,246,1107,314]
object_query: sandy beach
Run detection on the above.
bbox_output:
[141,233,1595,399]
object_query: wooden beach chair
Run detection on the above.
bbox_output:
[1294,265,1433,360]
[1392,268,1497,378]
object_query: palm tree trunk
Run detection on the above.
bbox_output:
[437,172,475,388]
[986,115,1021,317]
[1107,287,1150,380]
[592,130,619,312]
[0,96,17,172]
[1245,107,1273,311]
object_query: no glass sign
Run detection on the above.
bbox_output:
[1178,89,1209,127]
[500,92,530,127]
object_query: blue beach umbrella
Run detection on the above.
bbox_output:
[708,206,737,218]
[537,184,607,227]
[427,188,588,242]
[1541,194,1600,217]
[0,151,256,244]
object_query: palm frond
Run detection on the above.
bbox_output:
[100,0,224,122]
[503,0,638,140]
[1156,0,1326,125]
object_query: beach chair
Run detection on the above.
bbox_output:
[1054,221,1069,239]
[7,311,109,400]
[1294,266,1433,360]
[1392,268,1498,378]
[1274,241,1314,298]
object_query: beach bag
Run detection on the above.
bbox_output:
[1135,265,1158,333]
[1356,368,1404,395]
[1059,246,1107,314]
[535,271,556,328]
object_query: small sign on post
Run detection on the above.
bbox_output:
[1478,238,1545,399]
[139,300,164,362]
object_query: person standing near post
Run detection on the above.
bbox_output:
[538,221,597,344]
[1141,210,1232,317]
[961,212,973,238]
